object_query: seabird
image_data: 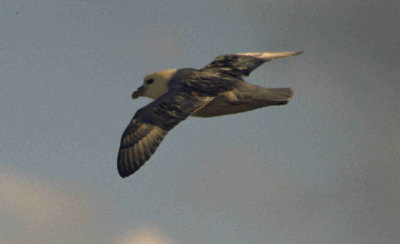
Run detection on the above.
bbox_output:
[118,51,303,178]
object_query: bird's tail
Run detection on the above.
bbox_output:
[256,87,293,104]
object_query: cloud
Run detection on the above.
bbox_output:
[0,170,107,243]
[0,170,177,244]
[0,172,89,231]
[117,226,175,244]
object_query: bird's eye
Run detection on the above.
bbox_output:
[145,79,154,85]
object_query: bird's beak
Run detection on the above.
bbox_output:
[131,85,145,99]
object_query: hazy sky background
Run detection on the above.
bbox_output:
[1,1,399,243]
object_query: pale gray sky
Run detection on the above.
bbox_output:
[1,1,399,243]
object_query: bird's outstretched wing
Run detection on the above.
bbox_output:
[202,51,303,77]
[118,88,212,178]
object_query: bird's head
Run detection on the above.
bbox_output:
[131,69,177,100]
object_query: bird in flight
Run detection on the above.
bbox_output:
[118,51,303,178]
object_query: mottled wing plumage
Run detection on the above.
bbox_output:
[118,88,212,177]
[202,51,303,77]
[174,69,239,96]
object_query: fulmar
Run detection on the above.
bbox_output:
[118,51,303,178]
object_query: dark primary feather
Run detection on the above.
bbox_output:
[201,54,267,77]
[117,87,212,177]
[201,51,303,77]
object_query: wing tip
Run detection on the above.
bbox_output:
[117,149,138,178]
[237,51,304,60]
[118,172,128,178]
[117,162,138,178]
[117,160,131,178]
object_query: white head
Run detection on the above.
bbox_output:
[132,69,177,100]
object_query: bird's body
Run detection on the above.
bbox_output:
[118,51,303,178]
